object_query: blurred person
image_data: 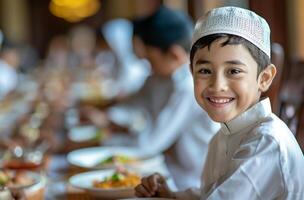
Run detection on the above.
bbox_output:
[96,6,220,189]
[44,34,69,69]
[67,25,96,69]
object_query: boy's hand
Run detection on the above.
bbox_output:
[134,173,175,198]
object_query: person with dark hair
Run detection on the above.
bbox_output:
[102,5,219,189]
[135,6,304,199]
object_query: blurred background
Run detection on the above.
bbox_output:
[0,0,303,199]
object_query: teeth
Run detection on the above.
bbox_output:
[209,97,232,103]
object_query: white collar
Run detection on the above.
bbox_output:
[221,98,272,135]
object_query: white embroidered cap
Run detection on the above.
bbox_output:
[192,6,271,58]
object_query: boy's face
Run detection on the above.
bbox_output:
[192,38,265,123]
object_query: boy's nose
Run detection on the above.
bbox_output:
[209,75,228,92]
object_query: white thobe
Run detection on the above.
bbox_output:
[175,98,304,199]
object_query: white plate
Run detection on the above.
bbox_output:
[67,146,165,171]
[69,169,137,199]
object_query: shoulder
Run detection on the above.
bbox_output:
[236,114,294,157]
[241,114,293,149]
[255,114,302,157]
[258,114,292,138]
[237,114,304,174]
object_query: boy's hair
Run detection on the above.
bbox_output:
[132,5,193,52]
[190,34,271,75]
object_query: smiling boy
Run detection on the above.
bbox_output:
[135,6,304,199]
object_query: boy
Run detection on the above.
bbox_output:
[135,6,304,199]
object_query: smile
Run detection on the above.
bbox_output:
[207,97,235,106]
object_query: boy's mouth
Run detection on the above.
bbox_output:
[206,97,235,106]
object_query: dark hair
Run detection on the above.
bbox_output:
[132,5,193,53]
[190,34,271,75]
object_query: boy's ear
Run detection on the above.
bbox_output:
[258,64,277,92]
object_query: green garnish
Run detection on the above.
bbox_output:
[110,172,125,181]
[100,156,115,164]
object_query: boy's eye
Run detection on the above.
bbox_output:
[228,68,242,74]
[198,68,211,74]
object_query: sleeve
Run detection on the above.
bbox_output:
[106,77,153,134]
[107,104,150,134]
[137,90,197,156]
[204,134,285,200]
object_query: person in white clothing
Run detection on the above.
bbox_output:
[135,6,304,199]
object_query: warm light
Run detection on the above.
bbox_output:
[49,0,101,23]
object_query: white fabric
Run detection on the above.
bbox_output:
[192,6,271,58]
[0,60,18,99]
[105,64,219,189]
[175,98,304,199]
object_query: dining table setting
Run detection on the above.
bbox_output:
[0,65,174,200]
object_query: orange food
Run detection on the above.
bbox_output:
[93,169,140,189]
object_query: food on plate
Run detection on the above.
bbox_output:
[95,154,138,167]
[93,168,141,189]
